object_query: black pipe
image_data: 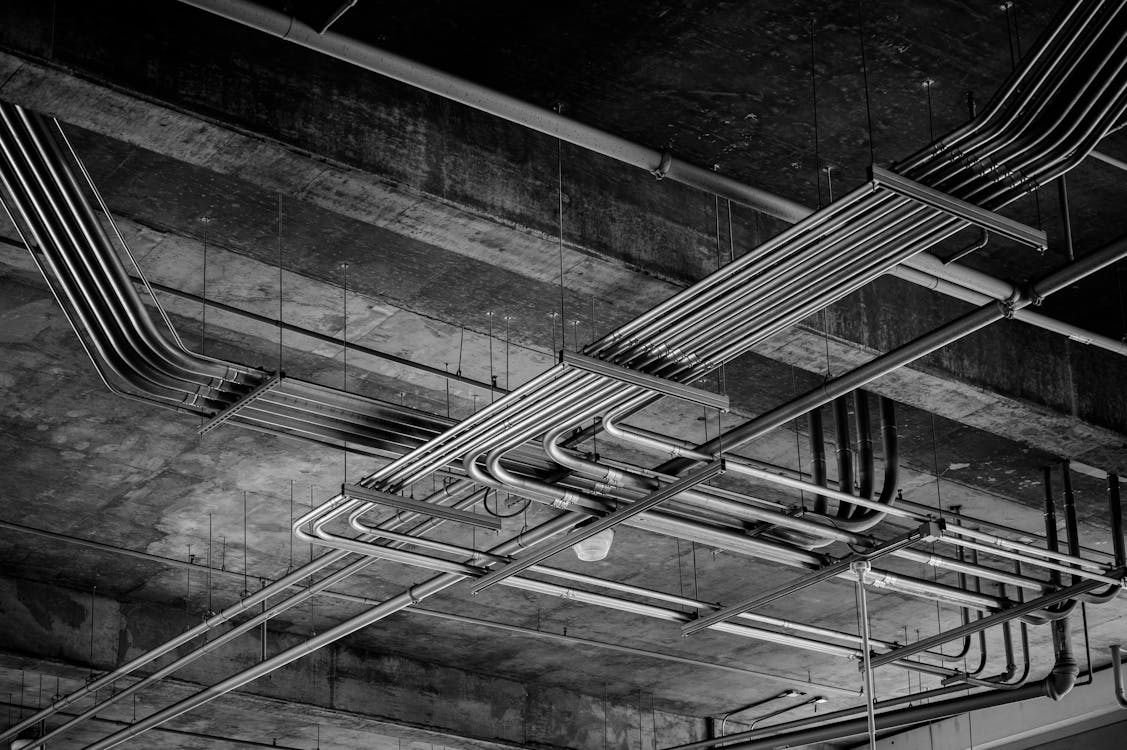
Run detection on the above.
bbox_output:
[1110,473,1125,568]
[1061,461,1082,585]
[833,396,855,519]
[967,547,989,677]
[1057,175,1075,261]
[1044,466,1062,588]
[1043,464,1079,700]
[851,390,874,518]
[808,406,829,515]
[834,395,899,530]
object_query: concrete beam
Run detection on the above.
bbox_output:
[2,42,1125,474]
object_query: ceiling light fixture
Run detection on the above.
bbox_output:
[572,520,615,562]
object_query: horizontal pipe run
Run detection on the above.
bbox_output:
[869,576,1114,669]
[887,263,1127,357]
[470,461,724,594]
[942,532,1123,585]
[703,682,1048,750]
[559,351,730,411]
[1090,148,1127,172]
[136,274,508,395]
[176,0,811,223]
[667,303,1008,467]
[0,518,862,694]
[682,521,943,636]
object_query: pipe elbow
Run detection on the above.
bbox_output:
[1041,656,1079,701]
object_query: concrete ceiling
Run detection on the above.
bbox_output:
[1,1,1126,749]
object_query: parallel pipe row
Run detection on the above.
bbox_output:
[3,1,1127,747]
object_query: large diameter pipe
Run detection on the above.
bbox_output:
[175,0,809,223]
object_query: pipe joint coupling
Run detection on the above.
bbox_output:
[866,571,896,589]
[1022,284,1045,307]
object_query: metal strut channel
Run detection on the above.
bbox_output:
[682,520,945,637]
[469,460,725,595]
[868,572,1122,670]
[341,483,502,532]
[197,372,284,436]
[870,166,1048,250]
[559,351,730,411]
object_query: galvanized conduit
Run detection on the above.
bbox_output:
[0,105,469,462]
[317,493,985,665]
[10,1,1127,735]
[175,0,1127,361]
[597,405,1120,596]
[10,165,1108,748]
[679,677,1069,750]
[0,105,247,399]
[545,404,1081,600]
[902,0,1119,183]
[74,508,652,750]
[0,474,487,748]
[659,232,1127,479]
[0,116,232,408]
[601,407,1123,588]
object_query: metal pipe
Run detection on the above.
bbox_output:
[717,691,802,735]
[1091,148,1127,172]
[852,561,878,750]
[833,396,856,520]
[142,3,1127,365]
[869,577,1108,670]
[174,0,810,223]
[662,228,1127,475]
[599,406,1107,592]
[659,303,1008,475]
[80,508,586,750]
[1110,473,1126,568]
[705,682,1049,750]
[808,405,829,515]
[1111,644,1127,708]
[1062,461,1083,584]
[1045,466,1063,589]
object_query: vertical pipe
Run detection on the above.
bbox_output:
[1043,466,1062,588]
[1057,176,1075,261]
[1108,473,1125,568]
[260,596,268,661]
[1061,461,1081,584]
[851,391,874,521]
[834,397,856,519]
[809,407,828,515]
[1111,645,1127,708]
[851,560,877,750]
